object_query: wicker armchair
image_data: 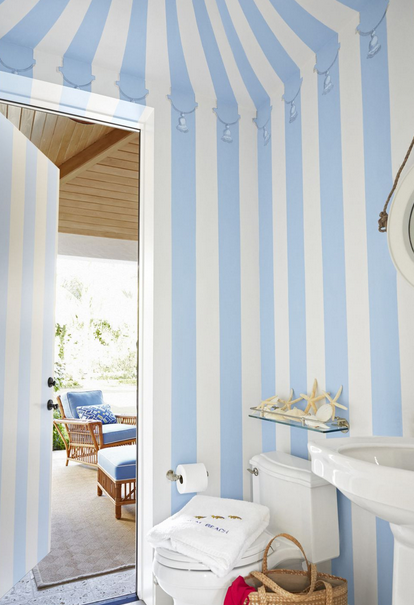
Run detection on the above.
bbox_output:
[54,391,136,468]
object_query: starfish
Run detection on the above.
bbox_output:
[278,389,303,412]
[322,386,347,420]
[258,394,282,412]
[300,379,327,414]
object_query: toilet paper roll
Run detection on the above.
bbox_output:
[176,463,208,494]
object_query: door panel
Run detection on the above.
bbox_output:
[0,112,59,598]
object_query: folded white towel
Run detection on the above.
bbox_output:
[147,495,270,577]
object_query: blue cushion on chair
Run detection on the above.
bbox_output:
[102,423,136,445]
[98,445,136,481]
[61,390,104,419]
[77,403,117,424]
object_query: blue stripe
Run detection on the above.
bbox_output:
[13,141,37,584]
[217,121,243,500]
[215,0,268,109]
[60,0,111,91]
[359,13,401,603]
[118,0,148,103]
[317,56,354,603]
[170,104,197,515]
[258,116,276,453]
[267,0,335,51]
[376,518,393,604]
[0,0,70,77]
[38,161,59,560]
[166,0,193,96]
[284,92,308,460]
[192,0,237,105]
[0,115,13,551]
[238,0,298,83]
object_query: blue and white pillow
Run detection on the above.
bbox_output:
[77,403,117,424]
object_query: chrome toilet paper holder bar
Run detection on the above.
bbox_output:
[166,469,184,484]
[166,468,209,483]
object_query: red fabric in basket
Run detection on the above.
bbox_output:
[224,576,256,605]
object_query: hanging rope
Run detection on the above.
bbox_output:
[378,133,414,232]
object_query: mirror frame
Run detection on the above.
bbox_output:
[388,163,414,286]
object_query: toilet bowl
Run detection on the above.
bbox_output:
[153,451,340,605]
[153,530,303,605]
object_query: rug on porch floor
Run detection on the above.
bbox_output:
[33,451,135,588]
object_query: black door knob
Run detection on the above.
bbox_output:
[48,377,56,388]
[47,400,58,411]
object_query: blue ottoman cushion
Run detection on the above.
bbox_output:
[102,423,136,445]
[98,445,136,481]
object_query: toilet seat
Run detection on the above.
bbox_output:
[155,530,298,572]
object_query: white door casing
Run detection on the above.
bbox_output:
[0,112,59,598]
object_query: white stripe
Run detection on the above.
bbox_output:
[150,88,172,525]
[271,89,291,454]
[351,503,378,605]
[255,0,314,69]
[33,0,94,85]
[0,128,26,593]
[203,0,253,110]
[196,99,221,497]
[295,0,358,32]
[177,0,215,104]
[92,0,132,97]
[225,0,283,97]
[145,0,171,99]
[387,0,414,439]
[25,150,48,571]
[300,61,325,452]
[240,109,262,499]
[0,0,39,38]
[339,25,372,439]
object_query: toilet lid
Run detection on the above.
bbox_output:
[155,530,276,571]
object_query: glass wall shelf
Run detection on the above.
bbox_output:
[249,406,350,434]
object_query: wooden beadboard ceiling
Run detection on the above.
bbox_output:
[0,103,139,241]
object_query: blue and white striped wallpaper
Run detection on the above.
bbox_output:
[0,113,59,598]
[1,1,414,604]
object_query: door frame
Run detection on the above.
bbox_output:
[0,72,155,605]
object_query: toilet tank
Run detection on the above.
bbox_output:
[250,451,339,564]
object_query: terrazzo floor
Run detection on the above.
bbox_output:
[0,568,136,605]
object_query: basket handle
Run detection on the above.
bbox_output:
[262,534,311,575]
[251,565,317,601]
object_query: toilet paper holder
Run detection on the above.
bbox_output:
[166,468,209,483]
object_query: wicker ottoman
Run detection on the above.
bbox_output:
[97,444,136,519]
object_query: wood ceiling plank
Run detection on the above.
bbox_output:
[60,129,137,184]
[111,149,139,163]
[79,168,138,188]
[71,176,138,195]
[60,196,139,213]
[59,210,138,227]
[61,183,137,202]
[121,141,140,154]
[55,120,77,166]
[59,219,137,236]
[7,105,21,129]
[0,104,7,117]
[98,157,139,171]
[59,226,137,241]
[60,201,138,220]
[64,122,85,162]
[40,113,58,161]
[60,192,138,210]
[30,110,47,148]
[47,117,67,164]
[20,108,35,140]
[88,163,138,180]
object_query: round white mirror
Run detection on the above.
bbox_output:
[388,163,414,286]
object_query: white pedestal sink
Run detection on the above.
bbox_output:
[308,437,414,605]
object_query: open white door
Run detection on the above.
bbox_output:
[0,111,59,598]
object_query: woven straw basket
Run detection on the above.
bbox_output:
[244,534,347,605]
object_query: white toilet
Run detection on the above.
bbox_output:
[153,451,340,605]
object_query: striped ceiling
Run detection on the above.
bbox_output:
[0,0,389,116]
